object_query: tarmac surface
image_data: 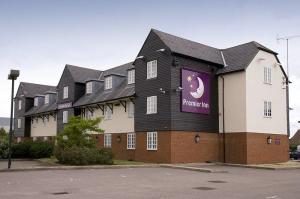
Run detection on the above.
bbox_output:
[1,165,300,199]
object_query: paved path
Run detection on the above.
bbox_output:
[0,167,300,199]
[0,160,44,170]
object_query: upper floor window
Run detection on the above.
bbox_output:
[264,67,271,84]
[45,94,49,105]
[105,76,112,90]
[104,105,112,120]
[86,82,93,94]
[128,70,135,84]
[34,97,39,107]
[18,100,22,110]
[147,60,157,79]
[104,134,112,148]
[63,86,69,99]
[63,110,68,123]
[264,101,272,117]
[146,96,157,114]
[128,101,134,118]
[17,118,21,129]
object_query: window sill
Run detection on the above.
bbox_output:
[263,82,272,85]
[146,77,157,80]
[127,148,136,150]
[147,148,157,151]
[263,116,272,119]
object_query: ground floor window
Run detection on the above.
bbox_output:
[264,101,272,117]
[127,133,136,149]
[63,111,68,123]
[147,132,157,150]
[104,134,112,148]
[17,118,21,128]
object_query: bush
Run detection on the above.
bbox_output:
[55,146,113,165]
[0,133,9,159]
[54,116,112,165]
[11,140,54,159]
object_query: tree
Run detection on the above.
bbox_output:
[0,127,6,137]
[56,116,104,149]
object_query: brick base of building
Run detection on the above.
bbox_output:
[95,131,289,164]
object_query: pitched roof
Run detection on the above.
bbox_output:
[66,64,103,83]
[290,130,300,145]
[151,29,280,75]
[74,62,135,107]
[152,29,224,65]
[16,82,56,98]
[24,101,57,116]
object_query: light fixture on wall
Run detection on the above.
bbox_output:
[195,134,200,143]
[174,86,183,92]
[135,56,145,61]
[159,88,166,94]
[267,136,272,144]
[156,48,166,52]
[117,135,121,143]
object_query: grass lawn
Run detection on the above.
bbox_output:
[37,157,146,166]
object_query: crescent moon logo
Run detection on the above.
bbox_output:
[190,77,205,99]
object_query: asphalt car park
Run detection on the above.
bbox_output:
[1,166,300,199]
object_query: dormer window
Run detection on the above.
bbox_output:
[128,70,135,84]
[105,76,112,90]
[86,82,93,94]
[45,94,49,105]
[34,97,39,107]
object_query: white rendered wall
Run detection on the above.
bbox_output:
[31,116,57,137]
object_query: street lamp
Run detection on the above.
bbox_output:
[7,69,20,169]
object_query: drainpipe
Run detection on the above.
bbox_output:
[286,78,290,137]
[221,76,226,163]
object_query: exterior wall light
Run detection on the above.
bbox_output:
[117,135,121,143]
[195,134,200,143]
[267,136,272,144]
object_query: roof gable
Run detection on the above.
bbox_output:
[65,64,102,83]
[16,82,56,98]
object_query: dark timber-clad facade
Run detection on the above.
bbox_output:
[14,29,289,164]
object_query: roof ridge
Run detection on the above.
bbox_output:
[20,82,55,87]
[66,64,102,72]
[152,29,220,50]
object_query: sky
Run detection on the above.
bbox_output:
[0,0,299,136]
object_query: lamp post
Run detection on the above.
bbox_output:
[7,70,20,169]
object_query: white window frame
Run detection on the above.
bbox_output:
[147,132,157,150]
[127,133,136,149]
[63,111,68,123]
[17,119,21,129]
[104,105,112,120]
[105,76,112,90]
[264,67,272,84]
[104,134,112,148]
[147,60,157,79]
[146,96,157,114]
[34,97,39,107]
[18,100,22,110]
[128,69,135,84]
[86,82,93,94]
[264,101,272,117]
[128,101,134,118]
[45,94,49,105]
[63,86,69,99]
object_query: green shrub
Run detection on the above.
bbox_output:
[11,140,54,159]
[54,116,111,165]
[0,133,9,159]
[55,146,113,165]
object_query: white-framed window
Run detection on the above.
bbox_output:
[63,86,68,99]
[105,76,112,90]
[147,132,157,150]
[147,60,157,79]
[104,105,112,120]
[264,101,272,117]
[17,119,21,129]
[264,67,271,84]
[85,109,93,119]
[146,96,157,114]
[128,101,134,118]
[127,133,136,149]
[45,94,49,105]
[104,134,112,148]
[63,111,68,123]
[34,97,39,107]
[86,82,93,94]
[128,69,135,84]
[18,100,22,110]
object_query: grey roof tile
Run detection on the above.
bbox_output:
[66,65,103,83]
[17,82,56,98]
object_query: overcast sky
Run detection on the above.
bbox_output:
[0,0,299,136]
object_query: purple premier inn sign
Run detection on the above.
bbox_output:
[181,68,210,114]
